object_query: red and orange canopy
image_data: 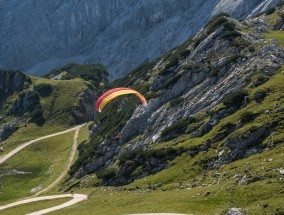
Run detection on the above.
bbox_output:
[96,87,147,112]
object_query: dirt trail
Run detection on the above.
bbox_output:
[34,124,83,196]
[0,125,82,165]
[0,194,87,215]
[0,124,88,214]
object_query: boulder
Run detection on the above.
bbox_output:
[0,121,18,141]
[227,208,244,215]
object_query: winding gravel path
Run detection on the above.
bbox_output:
[0,125,83,165]
[0,125,88,214]
[34,125,83,196]
[0,194,87,215]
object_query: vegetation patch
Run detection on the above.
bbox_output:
[265,31,284,48]
[156,72,184,91]
[209,54,243,77]
[223,89,248,109]
[221,30,241,41]
[45,63,109,86]
[35,83,53,97]
[161,116,196,140]
[0,131,74,204]
[170,97,184,107]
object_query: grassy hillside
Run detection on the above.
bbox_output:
[0,198,70,215]
[0,123,70,157]
[45,144,284,215]
[266,30,284,48]
[0,131,75,204]
[31,76,88,125]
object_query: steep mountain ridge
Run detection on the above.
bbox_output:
[68,5,284,188]
[0,0,281,79]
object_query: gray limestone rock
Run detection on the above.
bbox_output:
[0,0,280,79]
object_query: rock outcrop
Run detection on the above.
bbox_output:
[0,70,28,110]
[0,121,18,141]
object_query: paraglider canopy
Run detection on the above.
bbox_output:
[96,87,147,112]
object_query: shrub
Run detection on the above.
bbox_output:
[156,72,184,91]
[265,7,276,15]
[179,49,191,58]
[207,16,235,34]
[146,147,177,159]
[253,90,267,103]
[223,89,248,108]
[27,91,40,101]
[221,30,241,40]
[160,56,179,76]
[30,104,45,125]
[119,147,177,166]
[145,92,158,100]
[277,0,284,7]
[45,63,109,85]
[248,45,255,52]
[161,116,196,139]
[194,35,206,48]
[170,97,184,107]
[240,111,256,123]
[280,11,284,18]
[35,83,53,97]
[208,54,242,77]
[119,148,145,165]
[182,63,194,70]
[96,167,117,180]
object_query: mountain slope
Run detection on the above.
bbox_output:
[0,64,108,145]
[67,3,284,194]
[0,0,281,79]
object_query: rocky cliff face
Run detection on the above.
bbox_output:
[0,70,29,110]
[0,0,281,79]
[71,8,284,186]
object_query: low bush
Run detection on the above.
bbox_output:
[206,15,235,34]
[182,63,194,71]
[280,11,284,18]
[35,83,53,97]
[119,147,177,165]
[96,167,117,180]
[209,55,242,77]
[265,7,276,15]
[170,97,184,107]
[253,90,267,103]
[160,56,180,76]
[221,30,241,40]
[145,92,158,100]
[240,111,256,123]
[30,104,45,125]
[119,148,145,165]
[155,72,184,92]
[161,116,196,139]
[223,89,248,109]
[277,0,284,7]
[179,49,191,58]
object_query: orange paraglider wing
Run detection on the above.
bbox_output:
[96,87,147,112]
